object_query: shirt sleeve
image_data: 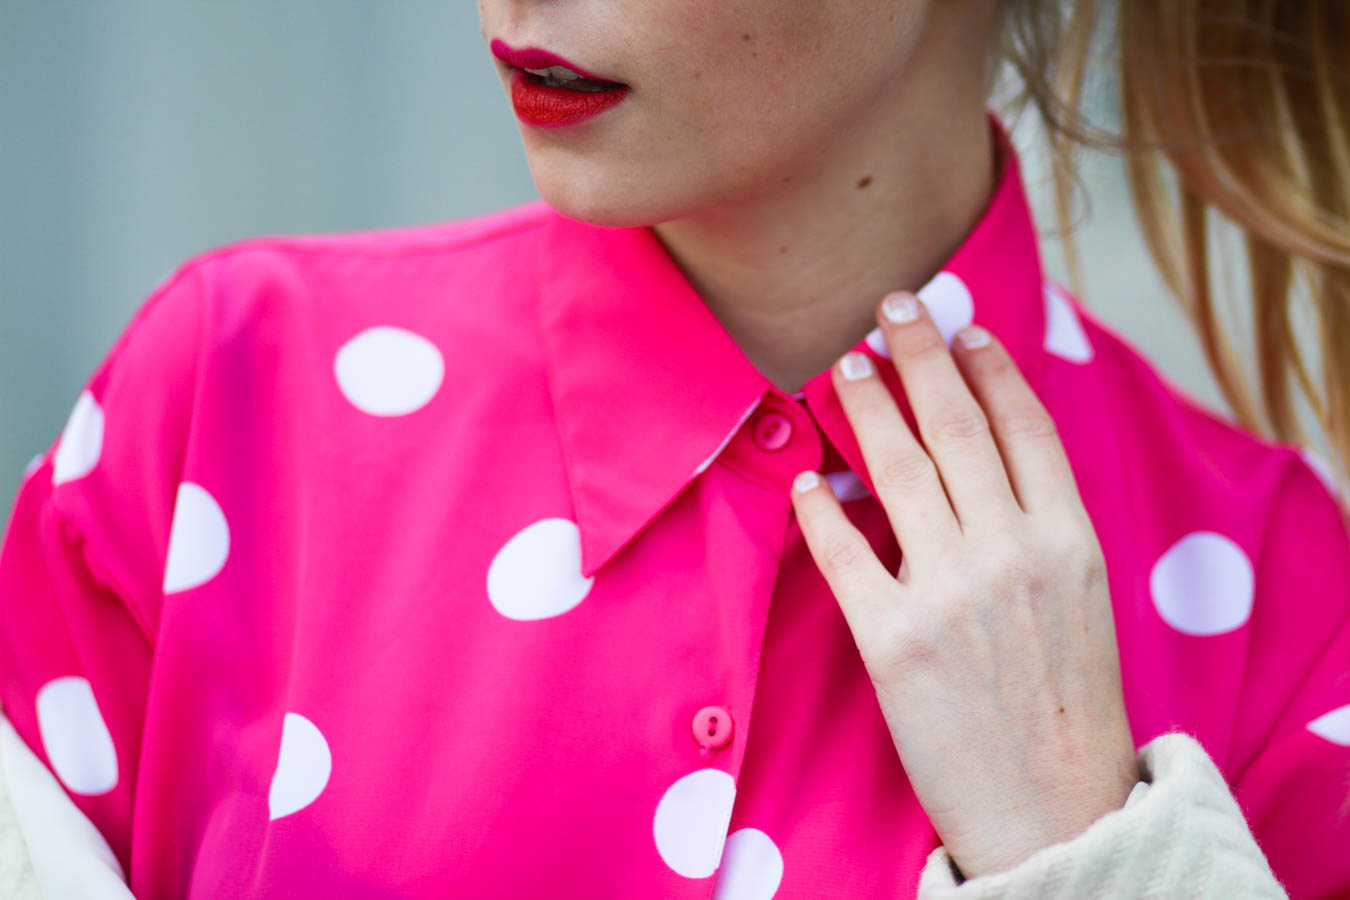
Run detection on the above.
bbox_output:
[0,259,208,882]
[1229,449,1350,900]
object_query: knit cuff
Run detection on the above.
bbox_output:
[915,731,1290,899]
[0,712,43,900]
[0,708,132,899]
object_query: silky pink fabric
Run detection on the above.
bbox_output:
[2,113,1348,899]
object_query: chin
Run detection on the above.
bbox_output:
[530,163,692,230]
[536,186,669,229]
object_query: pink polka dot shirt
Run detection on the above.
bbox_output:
[2,113,1349,899]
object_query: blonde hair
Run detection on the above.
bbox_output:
[993,0,1350,533]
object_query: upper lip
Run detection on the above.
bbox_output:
[489,39,624,84]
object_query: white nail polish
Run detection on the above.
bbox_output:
[958,326,990,349]
[882,293,921,324]
[793,470,820,493]
[839,352,874,380]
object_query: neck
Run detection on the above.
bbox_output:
[651,105,998,395]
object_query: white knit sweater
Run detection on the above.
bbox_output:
[0,714,1290,899]
[916,732,1290,898]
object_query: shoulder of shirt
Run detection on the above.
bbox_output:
[183,196,551,264]
[151,196,552,300]
[1043,279,1348,540]
[61,198,555,466]
[34,200,558,607]
[94,198,555,372]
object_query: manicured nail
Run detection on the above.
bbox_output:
[839,352,874,380]
[881,292,921,324]
[957,325,991,349]
[793,470,820,493]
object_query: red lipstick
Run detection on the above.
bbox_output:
[490,39,623,84]
[491,39,631,129]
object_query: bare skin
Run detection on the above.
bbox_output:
[793,297,1138,878]
[478,0,1001,393]
[478,0,1139,881]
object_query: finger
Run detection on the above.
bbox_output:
[831,349,960,574]
[873,290,1021,528]
[790,469,902,632]
[949,323,1084,516]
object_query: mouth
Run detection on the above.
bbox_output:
[517,66,626,93]
[490,38,628,93]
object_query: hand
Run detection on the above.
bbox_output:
[789,290,1139,880]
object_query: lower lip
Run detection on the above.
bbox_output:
[509,67,630,128]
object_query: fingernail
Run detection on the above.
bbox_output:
[957,325,991,349]
[793,470,820,493]
[839,351,874,380]
[881,292,921,324]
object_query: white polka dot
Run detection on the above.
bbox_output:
[1043,282,1093,363]
[1307,704,1350,746]
[865,271,974,359]
[712,827,784,900]
[653,768,737,879]
[268,712,332,820]
[863,328,886,357]
[334,325,445,416]
[1299,447,1343,500]
[34,677,118,796]
[486,518,594,620]
[1149,531,1254,636]
[824,470,869,502]
[51,391,104,486]
[163,482,230,594]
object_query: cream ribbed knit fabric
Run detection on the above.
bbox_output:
[917,731,1290,898]
[0,710,128,900]
[0,731,40,900]
[0,722,1293,899]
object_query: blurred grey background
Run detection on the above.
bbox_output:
[5,0,1285,493]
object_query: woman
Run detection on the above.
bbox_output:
[1,1,1346,897]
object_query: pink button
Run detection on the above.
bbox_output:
[692,705,735,751]
[751,411,793,452]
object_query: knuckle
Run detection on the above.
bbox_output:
[851,392,895,419]
[1058,525,1107,583]
[994,406,1058,440]
[1045,518,1087,555]
[924,404,989,447]
[878,615,947,678]
[985,540,1042,593]
[1037,513,1095,559]
[875,451,935,492]
[822,535,866,571]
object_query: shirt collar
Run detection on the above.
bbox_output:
[539,110,1048,577]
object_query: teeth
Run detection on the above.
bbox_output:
[523,65,580,82]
